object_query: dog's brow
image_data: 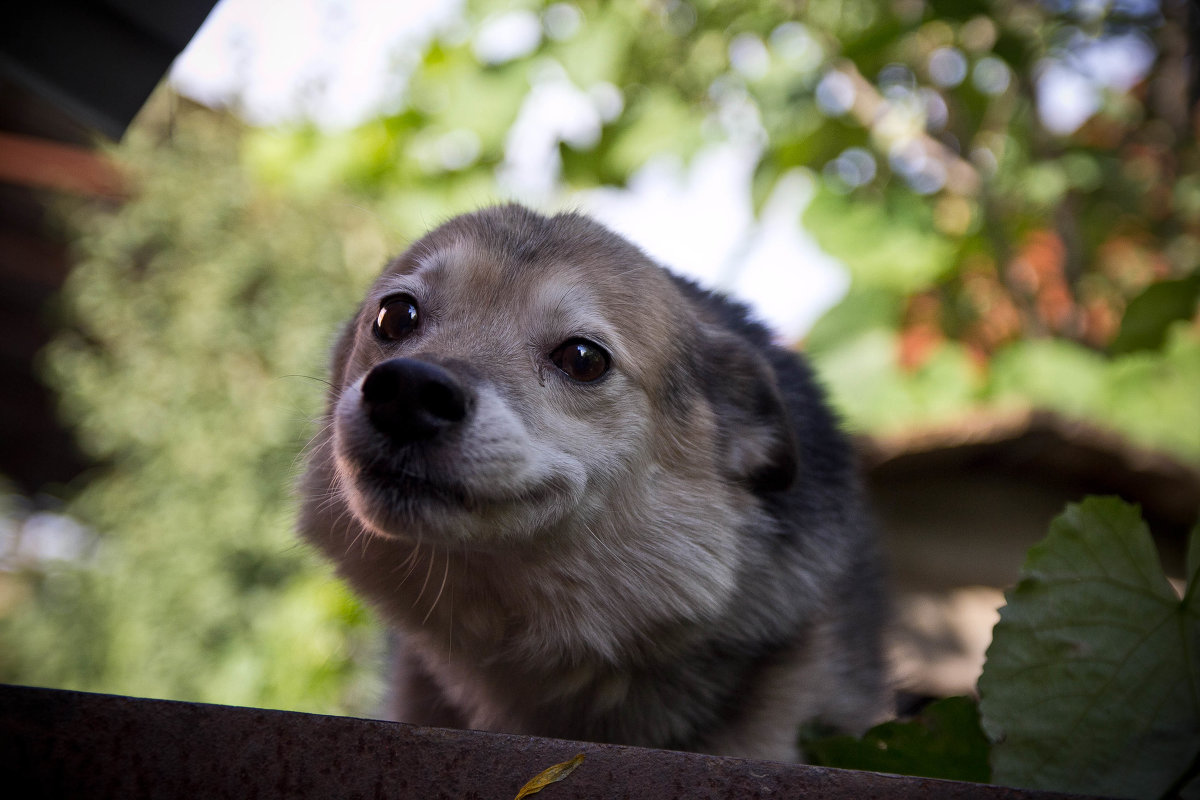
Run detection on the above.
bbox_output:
[372,250,451,298]
[372,273,423,301]
[532,277,620,343]
[411,251,447,278]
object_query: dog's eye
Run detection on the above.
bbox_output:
[550,339,610,383]
[374,294,419,341]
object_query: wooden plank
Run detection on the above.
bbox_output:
[0,684,1095,800]
[0,133,125,196]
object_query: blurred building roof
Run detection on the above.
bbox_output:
[0,0,217,494]
[1,1,217,140]
[864,408,1200,700]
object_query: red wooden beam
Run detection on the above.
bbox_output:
[0,132,126,197]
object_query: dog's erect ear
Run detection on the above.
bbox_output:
[703,328,798,493]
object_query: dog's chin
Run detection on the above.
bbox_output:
[339,460,579,546]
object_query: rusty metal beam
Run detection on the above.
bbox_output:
[0,684,1091,799]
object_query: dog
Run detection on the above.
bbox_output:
[299,204,890,760]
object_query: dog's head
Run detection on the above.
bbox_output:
[305,205,797,551]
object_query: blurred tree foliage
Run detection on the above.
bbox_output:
[1,0,1198,716]
[0,111,391,712]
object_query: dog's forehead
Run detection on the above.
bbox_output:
[367,219,692,390]
[383,228,682,333]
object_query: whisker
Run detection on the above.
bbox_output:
[582,520,622,563]
[293,418,336,469]
[413,545,437,610]
[277,373,335,390]
[397,537,424,584]
[392,541,422,579]
[422,546,451,626]
[446,577,454,661]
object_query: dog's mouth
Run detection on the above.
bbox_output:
[330,356,584,539]
[339,452,573,535]
[359,463,469,506]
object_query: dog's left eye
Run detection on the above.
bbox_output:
[374,294,419,341]
[550,339,610,382]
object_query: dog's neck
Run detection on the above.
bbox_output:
[303,447,759,661]
[315,506,741,665]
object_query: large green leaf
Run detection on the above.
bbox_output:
[978,498,1200,799]
[802,696,991,782]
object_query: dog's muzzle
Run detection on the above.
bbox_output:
[361,358,472,444]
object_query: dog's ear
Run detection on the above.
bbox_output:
[703,328,798,493]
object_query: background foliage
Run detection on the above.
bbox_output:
[1,115,387,711]
[1,0,1198,791]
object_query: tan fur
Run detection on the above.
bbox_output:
[300,205,890,755]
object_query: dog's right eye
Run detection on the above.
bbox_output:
[550,338,610,383]
[374,294,419,341]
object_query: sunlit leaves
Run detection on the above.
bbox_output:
[410,44,529,156]
[604,87,705,177]
[551,11,629,86]
[986,338,1108,418]
[804,286,904,355]
[804,188,958,293]
[986,332,1200,460]
[811,329,980,434]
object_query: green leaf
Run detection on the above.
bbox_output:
[802,188,957,293]
[553,13,630,87]
[605,87,704,175]
[803,287,903,356]
[986,338,1107,417]
[811,330,979,434]
[1110,274,1200,355]
[978,498,1200,799]
[802,696,991,782]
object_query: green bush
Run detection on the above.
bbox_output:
[1,110,389,714]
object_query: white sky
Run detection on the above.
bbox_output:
[172,0,464,127]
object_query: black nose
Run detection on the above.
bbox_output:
[360,358,471,443]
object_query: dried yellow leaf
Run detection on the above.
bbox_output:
[513,752,585,799]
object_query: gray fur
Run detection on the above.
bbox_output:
[299,205,890,760]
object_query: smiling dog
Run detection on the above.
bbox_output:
[299,204,889,759]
